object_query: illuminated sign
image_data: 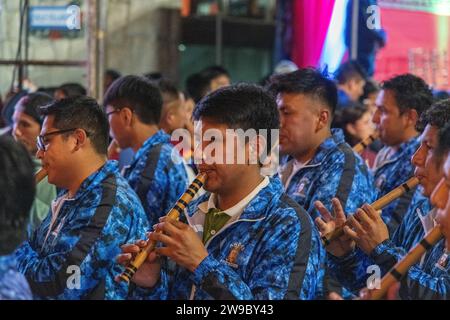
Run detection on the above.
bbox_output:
[29,5,81,30]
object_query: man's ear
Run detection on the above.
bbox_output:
[405,108,419,127]
[73,129,88,151]
[121,107,134,126]
[316,108,330,131]
[248,135,267,165]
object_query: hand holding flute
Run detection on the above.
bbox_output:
[318,176,419,247]
[116,173,207,284]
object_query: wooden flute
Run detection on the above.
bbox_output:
[365,226,443,300]
[321,176,420,246]
[117,172,207,283]
[35,168,48,184]
[353,132,380,154]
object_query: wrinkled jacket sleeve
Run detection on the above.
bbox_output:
[308,157,374,220]
[327,248,375,291]
[145,155,188,226]
[180,209,303,300]
[398,263,450,300]
[15,205,144,300]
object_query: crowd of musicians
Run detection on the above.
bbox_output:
[1,63,450,300]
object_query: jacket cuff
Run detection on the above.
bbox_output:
[191,254,220,286]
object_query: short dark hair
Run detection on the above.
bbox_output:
[105,69,122,82]
[0,136,35,254]
[103,75,163,125]
[17,92,54,126]
[57,83,87,98]
[417,99,450,132]
[437,122,450,157]
[361,79,380,102]
[381,74,433,116]
[333,104,370,146]
[149,78,180,104]
[267,67,338,115]
[420,99,450,159]
[186,72,211,103]
[193,83,279,154]
[335,60,367,85]
[40,96,109,155]
[200,65,230,83]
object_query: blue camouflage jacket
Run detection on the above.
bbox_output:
[131,177,326,300]
[329,188,450,299]
[122,130,188,227]
[372,136,420,235]
[15,161,150,300]
[0,255,32,300]
[280,129,375,221]
[279,129,375,298]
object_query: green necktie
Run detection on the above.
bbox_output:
[203,208,231,244]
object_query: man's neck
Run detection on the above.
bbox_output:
[294,129,331,163]
[67,156,107,198]
[391,128,418,149]
[130,124,160,153]
[216,170,264,211]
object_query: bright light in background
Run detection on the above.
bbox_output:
[319,0,349,74]
[435,1,450,16]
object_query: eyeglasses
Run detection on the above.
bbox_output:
[36,128,77,152]
[106,109,121,117]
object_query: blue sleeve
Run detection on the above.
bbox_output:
[399,264,450,300]
[327,248,375,292]
[15,205,145,300]
[146,157,188,226]
[308,158,375,220]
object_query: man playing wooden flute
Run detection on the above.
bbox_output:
[11,92,57,233]
[117,84,325,300]
[266,68,374,298]
[371,74,433,235]
[104,76,189,227]
[317,100,450,299]
[14,97,150,299]
[433,123,450,260]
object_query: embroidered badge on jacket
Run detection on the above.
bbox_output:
[224,243,244,268]
[294,178,309,197]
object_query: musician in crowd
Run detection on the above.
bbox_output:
[267,68,375,220]
[266,68,374,297]
[153,78,197,182]
[0,136,35,300]
[117,84,325,300]
[335,61,367,110]
[434,123,450,253]
[371,74,433,234]
[332,104,377,167]
[11,92,57,233]
[14,97,150,299]
[317,99,450,299]
[104,76,188,227]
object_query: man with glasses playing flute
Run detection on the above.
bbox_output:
[117,84,325,300]
[14,96,151,300]
[317,100,450,299]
